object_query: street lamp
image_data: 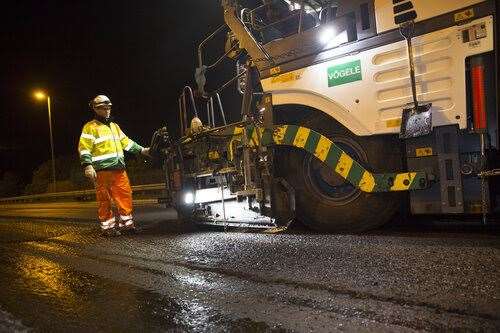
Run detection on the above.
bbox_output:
[33,90,57,192]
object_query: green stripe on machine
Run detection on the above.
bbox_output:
[303,130,320,153]
[348,162,365,187]
[324,144,342,170]
[283,126,299,145]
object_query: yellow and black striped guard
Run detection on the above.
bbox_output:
[244,124,429,193]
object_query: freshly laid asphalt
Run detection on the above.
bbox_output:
[0,201,498,332]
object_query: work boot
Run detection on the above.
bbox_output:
[120,219,138,234]
[100,217,118,236]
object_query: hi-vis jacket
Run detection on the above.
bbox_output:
[78,120,143,171]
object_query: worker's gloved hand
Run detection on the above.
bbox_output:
[141,147,151,158]
[84,165,97,181]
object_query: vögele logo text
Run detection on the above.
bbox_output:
[327,60,362,87]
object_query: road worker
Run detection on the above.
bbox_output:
[78,95,150,236]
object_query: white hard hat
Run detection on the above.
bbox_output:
[91,95,112,109]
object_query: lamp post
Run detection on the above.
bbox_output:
[33,91,56,192]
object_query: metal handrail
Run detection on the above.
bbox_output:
[212,68,248,96]
[198,24,228,69]
[0,183,166,203]
[251,9,302,32]
[179,86,199,136]
[204,93,228,128]
[216,93,227,125]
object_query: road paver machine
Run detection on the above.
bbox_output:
[152,0,499,232]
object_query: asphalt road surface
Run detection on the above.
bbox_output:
[0,201,498,332]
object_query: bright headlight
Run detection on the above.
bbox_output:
[319,27,336,44]
[184,192,194,204]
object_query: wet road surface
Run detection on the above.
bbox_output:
[0,202,499,332]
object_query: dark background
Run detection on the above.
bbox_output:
[0,0,241,184]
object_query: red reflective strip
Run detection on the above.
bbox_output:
[471,63,487,132]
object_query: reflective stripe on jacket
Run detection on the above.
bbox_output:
[78,120,143,170]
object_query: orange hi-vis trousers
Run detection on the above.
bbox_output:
[95,170,133,229]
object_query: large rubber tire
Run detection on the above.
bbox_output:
[276,113,404,233]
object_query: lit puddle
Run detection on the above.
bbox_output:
[0,243,287,332]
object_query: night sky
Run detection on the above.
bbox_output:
[1,1,240,180]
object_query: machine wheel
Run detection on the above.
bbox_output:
[276,114,404,233]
